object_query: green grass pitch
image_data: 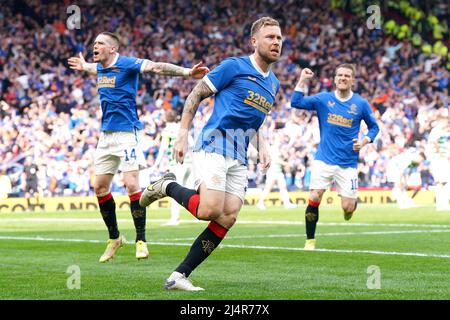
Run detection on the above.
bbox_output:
[0,204,449,300]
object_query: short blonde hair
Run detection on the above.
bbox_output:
[251,17,280,37]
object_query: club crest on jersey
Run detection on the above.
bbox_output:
[348,104,358,115]
[327,100,335,108]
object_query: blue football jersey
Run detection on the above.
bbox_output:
[291,90,380,168]
[195,55,280,165]
[96,54,147,132]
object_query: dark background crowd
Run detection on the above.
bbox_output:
[0,0,448,198]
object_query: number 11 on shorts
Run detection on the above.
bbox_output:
[351,179,358,191]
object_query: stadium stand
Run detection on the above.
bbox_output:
[0,0,448,198]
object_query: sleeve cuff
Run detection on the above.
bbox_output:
[203,75,218,93]
[140,59,151,74]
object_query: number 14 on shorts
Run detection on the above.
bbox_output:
[124,148,136,161]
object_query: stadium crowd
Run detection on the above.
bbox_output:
[0,0,448,198]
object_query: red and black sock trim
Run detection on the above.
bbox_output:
[129,191,146,242]
[166,182,200,218]
[97,192,119,239]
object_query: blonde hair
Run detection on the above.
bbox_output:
[251,17,280,37]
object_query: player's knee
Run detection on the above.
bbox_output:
[94,184,109,195]
[222,214,237,229]
[342,202,356,214]
[198,205,222,220]
[124,182,140,194]
[309,190,323,203]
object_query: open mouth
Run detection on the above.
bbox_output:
[270,49,280,54]
[93,51,100,58]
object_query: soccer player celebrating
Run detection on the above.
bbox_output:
[290,65,380,250]
[140,17,282,290]
[67,32,208,262]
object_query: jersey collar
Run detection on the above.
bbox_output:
[334,90,353,102]
[249,54,270,78]
[104,53,119,69]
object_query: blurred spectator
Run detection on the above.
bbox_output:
[0,0,448,197]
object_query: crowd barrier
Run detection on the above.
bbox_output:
[0,190,436,213]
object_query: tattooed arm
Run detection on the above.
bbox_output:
[142,60,209,79]
[172,80,214,164]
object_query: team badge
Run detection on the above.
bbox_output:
[305,212,317,222]
[202,240,215,254]
[348,104,358,115]
[211,174,222,186]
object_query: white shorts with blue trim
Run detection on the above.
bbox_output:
[95,130,147,175]
[191,150,248,203]
[310,160,358,199]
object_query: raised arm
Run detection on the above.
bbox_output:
[142,61,209,79]
[291,68,318,110]
[173,80,214,164]
[67,53,97,75]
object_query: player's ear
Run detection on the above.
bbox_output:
[250,36,257,50]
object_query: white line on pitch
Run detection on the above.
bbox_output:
[0,235,449,259]
[0,218,449,229]
[162,229,450,241]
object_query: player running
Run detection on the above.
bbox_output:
[290,65,380,250]
[140,17,282,290]
[67,32,209,262]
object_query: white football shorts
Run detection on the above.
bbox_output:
[191,150,248,202]
[95,130,147,175]
[310,160,358,199]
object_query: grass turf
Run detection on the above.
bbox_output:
[0,204,449,300]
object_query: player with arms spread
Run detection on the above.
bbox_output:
[291,64,380,250]
[140,17,282,290]
[67,32,208,262]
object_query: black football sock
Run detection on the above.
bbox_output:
[97,193,120,239]
[129,192,146,242]
[175,221,228,277]
[305,199,320,240]
[166,182,199,217]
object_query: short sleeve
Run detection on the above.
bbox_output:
[123,56,149,74]
[203,58,239,93]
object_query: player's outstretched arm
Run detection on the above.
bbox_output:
[142,61,209,79]
[67,53,97,75]
[172,80,214,164]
